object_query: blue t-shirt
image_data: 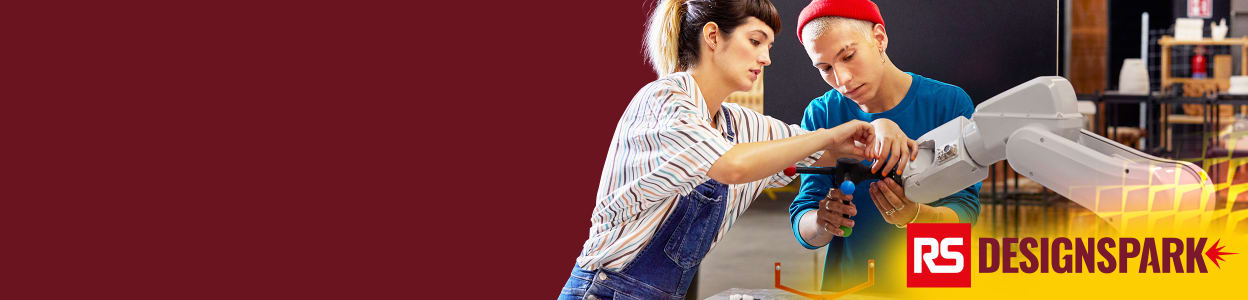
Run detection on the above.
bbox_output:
[787,72,982,291]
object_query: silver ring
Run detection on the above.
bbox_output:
[884,208,896,216]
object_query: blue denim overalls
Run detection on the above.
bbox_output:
[559,112,735,300]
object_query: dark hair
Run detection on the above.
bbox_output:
[645,0,782,76]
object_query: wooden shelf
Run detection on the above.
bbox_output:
[1158,36,1248,46]
[1158,35,1248,96]
[1166,114,1237,125]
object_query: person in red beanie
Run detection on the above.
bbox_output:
[786,0,983,293]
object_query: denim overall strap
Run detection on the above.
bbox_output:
[585,179,729,299]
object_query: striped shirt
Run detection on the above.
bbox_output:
[576,72,822,270]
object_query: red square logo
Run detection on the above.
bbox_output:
[906,223,971,287]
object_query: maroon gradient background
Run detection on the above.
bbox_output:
[6,0,659,298]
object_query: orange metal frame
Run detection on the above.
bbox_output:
[773,259,875,300]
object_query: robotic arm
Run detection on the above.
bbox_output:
[901,76,1215,228]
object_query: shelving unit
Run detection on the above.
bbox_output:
[1156,36,1248,149]
[1158,36,1248,90]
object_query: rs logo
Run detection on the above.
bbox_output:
[913,237,963,273]
[907,223,971,287]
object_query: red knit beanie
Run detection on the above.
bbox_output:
[796,0,885,44]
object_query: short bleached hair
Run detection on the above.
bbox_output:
[800,16,875,45]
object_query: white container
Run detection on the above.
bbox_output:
[1175,18,1204,41]
[1229,76,1248,95]
[1118,58,1150,95]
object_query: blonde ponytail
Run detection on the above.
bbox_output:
[645,0,686,77]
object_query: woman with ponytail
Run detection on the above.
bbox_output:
[559,0,914,298]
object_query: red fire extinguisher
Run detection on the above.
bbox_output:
[1193,45,1208,78]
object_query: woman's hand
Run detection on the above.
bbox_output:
[868,119,917,176]
[817,189,857,237]
[823,120,874,160]
[869,177,920,226]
